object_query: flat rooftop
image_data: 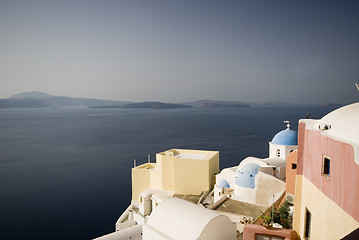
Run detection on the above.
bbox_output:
[174,153,207,160]
[216,199,267,218]
[159,149,218,160]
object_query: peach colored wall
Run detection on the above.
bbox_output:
[243,224,298,240]
[297,122,359,222]
[285,150,298,195]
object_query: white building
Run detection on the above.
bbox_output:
[269,123,298,160]
[95,197,237,240]
[94,124,298,240]
[214,123,298,206]
[143,198,237,240]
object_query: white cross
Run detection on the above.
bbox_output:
[284,120,290,129]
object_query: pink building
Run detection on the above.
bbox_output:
[293,103,359,239]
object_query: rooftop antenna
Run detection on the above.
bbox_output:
[355,83,359,92]
[305,112,311,119]
[148,154,151,163]
[134,159,136,167]
[284,120,290,129]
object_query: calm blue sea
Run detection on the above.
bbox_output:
[0,105,337,239]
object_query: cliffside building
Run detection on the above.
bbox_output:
[132,149,219,200]
[293,102,359,239]
[214,123,297,207]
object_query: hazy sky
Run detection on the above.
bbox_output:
[0,1,358,104]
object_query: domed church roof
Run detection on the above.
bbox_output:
[235,163,261,189]
[217,179,230,188]
[271,122,298,146]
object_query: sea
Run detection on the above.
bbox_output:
[0,105,338,239]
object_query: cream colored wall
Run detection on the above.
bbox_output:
[149,167,161,190]
[293,175,359,240]
[173,157,209,195]
[158,154,174,191]
[174,151,219,195]
[293,174,303,233]
[132,149,219,199]
[208,153,220,188]
[132,165,152,200]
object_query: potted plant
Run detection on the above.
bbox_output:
[260,213,273,228]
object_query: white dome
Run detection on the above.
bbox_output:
[301,102,359,165]
[319,102,359,145]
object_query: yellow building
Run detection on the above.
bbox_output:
[131,149,219,200]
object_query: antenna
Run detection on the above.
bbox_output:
[271,195,275,225]
[148,154,151,163]
[283,120,290,129]
[355,83,359,92]
[305,112,311,119]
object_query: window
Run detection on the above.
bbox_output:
[292,163,297,169]
[323,156,330,176]
[304,208,312,239]
[276,149,281,157]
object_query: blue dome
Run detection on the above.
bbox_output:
[235,163,260,189]
[272,129,298,146]
[217,179,230,188]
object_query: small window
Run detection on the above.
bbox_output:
[292,163,297,169]
[140,197,143,203]
[304,208,312,239]
[276,149,281,157]
[323,156,330,176]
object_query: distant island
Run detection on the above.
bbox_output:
[183,100,288,107]
[0,91,130,108]
[91,102,192,109]
[0,91,290,109]
[0,98,49,108]
[200,102,249,108]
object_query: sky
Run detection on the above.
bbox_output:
[0,0,358,104]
